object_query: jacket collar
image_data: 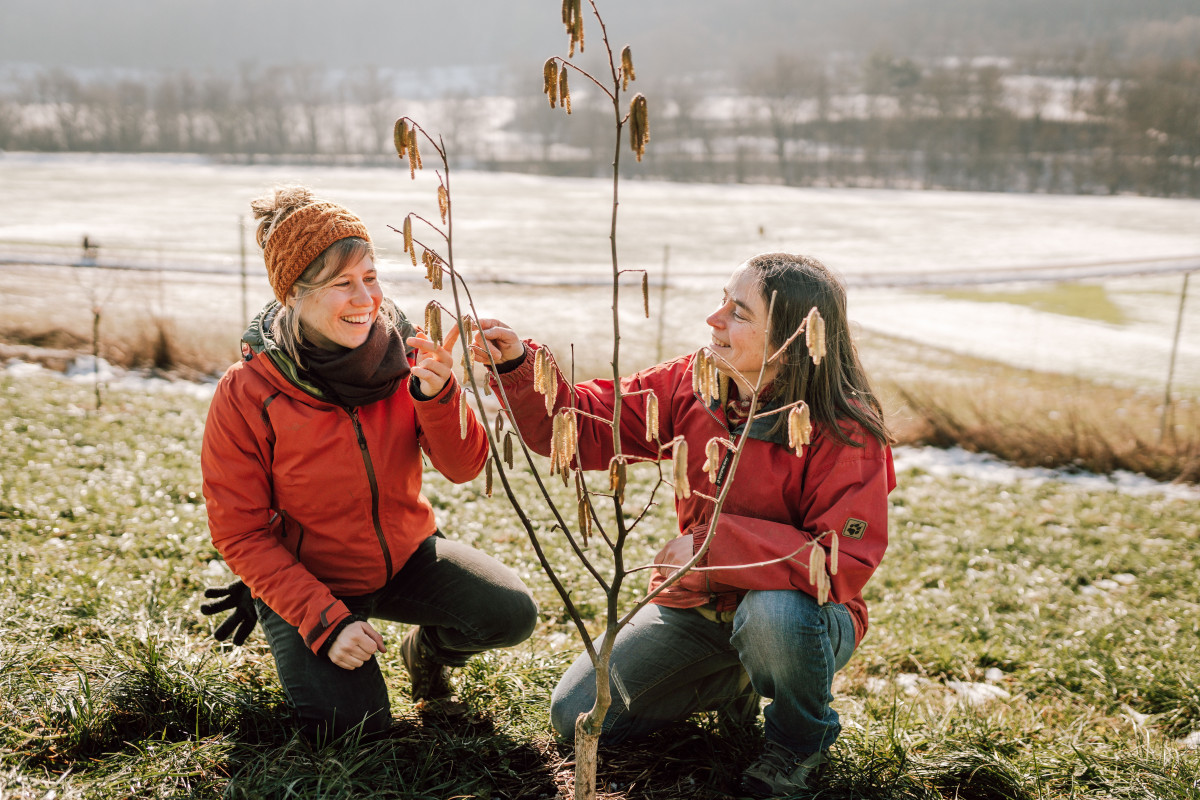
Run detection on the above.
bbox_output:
[689,355,790,447]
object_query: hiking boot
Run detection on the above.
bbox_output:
[740,740,827,798]
[400,626,456,706]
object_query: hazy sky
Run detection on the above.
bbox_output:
[2,0,1198,80]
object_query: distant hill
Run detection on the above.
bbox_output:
[2,0,1198,77]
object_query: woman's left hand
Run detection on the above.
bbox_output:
[407,323,461,398]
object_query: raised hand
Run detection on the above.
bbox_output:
[407,323,461,397]
[472,318,525,366]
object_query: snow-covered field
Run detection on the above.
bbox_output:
[1,152,1198,389]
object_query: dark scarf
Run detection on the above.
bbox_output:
[724,380,776,430]
[298,319,410,407]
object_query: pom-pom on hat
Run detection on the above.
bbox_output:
[254,187,372,304]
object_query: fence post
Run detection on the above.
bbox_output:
[1160,270,1193,443]
[654,244,670,362]
[240,216,249,331]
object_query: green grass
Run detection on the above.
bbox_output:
[934,283,1126,325]
[2,372,1199,799]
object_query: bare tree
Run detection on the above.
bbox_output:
[348,65,398,156]
[741,54,824,185]
[391,4,830,798]
[288,63,328,156]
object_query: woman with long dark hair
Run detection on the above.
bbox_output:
[475,252,894,797]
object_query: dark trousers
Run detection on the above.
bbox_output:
[256,534,538,741]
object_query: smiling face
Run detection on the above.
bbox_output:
[295,252,382,350]
[705,265,777,390]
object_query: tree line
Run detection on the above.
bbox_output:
[1,49,1197,198]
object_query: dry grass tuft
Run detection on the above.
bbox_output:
[888,377,1200,483]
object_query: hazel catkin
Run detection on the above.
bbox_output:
[703,438,721,484]
[805,307,826,365]
[424,302,442,346]
[437,185,448,224]
[629,93,649,162]
[788,403,812,457]
[609,457,626,504]
[393,118,408,159]
[672,439,691,500]
[621,46,635,91]
[544,59,559,109]
[645,392,660,442]
[559,66,571,114]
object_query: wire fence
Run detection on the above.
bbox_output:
[0,242,1196,403]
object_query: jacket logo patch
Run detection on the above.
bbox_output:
[842,518,868,539]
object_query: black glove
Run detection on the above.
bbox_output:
[201,580,258,645]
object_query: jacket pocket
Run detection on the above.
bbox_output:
[275,509,305,560]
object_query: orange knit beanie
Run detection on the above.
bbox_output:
[261,200,372,304]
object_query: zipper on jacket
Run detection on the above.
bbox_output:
[697,394,736,489]
[348,407,393,579]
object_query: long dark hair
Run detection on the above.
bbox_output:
[746,253,893,447]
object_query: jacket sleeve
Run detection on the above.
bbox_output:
[490,341,677,470]
[201,368,352,654]
[411,376,489,483]
[685,433,894,605]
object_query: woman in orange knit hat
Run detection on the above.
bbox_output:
[200,185,537,742]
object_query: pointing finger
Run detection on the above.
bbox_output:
[441,322,460,352]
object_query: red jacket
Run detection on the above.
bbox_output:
[493,345,894,645]
[202,313,487,654]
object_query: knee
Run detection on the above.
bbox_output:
[549,657,606,742]
[549,692,579,740]
[493,590,539,647]
[549,691,634,746]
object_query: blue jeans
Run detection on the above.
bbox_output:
[257,534,538,742]
[550,590,856,754]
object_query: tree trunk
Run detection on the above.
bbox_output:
[573,713,601,800]
[574,652,613,800]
